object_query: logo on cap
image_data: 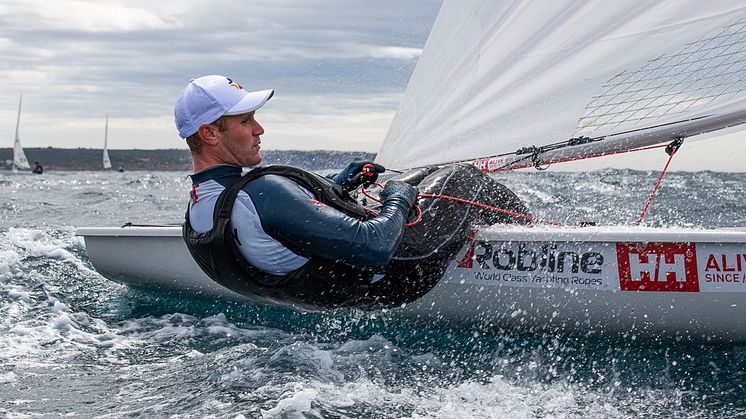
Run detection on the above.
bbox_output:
[174,74,273,139]
[227,78,244,90]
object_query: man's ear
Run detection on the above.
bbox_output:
[197,124,220,145]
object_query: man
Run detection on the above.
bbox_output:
[32,161,43,174]
[176,75,419,308]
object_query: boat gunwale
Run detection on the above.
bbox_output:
[76,224,746,242]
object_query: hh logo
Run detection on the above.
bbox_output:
[616,242,699,292]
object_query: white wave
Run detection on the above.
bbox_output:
[0,249,23,279]
[0,371,18,384]
[0,295,134,366]
[242,334,693,418]
[262,385,320,418]
[5,227,97,275]
[259,362,674,419]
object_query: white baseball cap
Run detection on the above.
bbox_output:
[174,75,274,138]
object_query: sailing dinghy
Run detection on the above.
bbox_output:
[103,114,112,170]
[77,0,746,342]
[11,94,31,173]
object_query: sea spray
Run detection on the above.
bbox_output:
[0,170,744,417]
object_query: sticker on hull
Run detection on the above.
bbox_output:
[698,244,746,292]
[616,242,699,292]
[447,238,746,293]
[450,240,616,290]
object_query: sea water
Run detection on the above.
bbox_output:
[0,169,745,418]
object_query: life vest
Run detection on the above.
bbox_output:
[182,165,376,310]
[183,163,532,311]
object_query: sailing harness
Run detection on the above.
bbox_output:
[183,163,527,309]
[183,165,376,309]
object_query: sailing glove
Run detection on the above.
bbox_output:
[333,158,386,191]
[381,180,418,210]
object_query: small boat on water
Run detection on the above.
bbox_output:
[103,114,112,170]
[9,94,31,173]
[77,0,746,342]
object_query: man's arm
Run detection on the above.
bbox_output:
[244,174,416,271]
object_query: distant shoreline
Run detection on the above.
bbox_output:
[0,148,376,172]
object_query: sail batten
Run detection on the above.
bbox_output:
[377,0,746,170]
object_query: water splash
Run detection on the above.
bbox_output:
[1,170,745,417]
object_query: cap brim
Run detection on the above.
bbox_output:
[224,89,274,116]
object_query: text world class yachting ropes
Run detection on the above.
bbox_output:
[449,239,746,293]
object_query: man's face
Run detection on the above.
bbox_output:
[217,111,264,167]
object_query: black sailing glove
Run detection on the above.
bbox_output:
[333,158,386,191]
[380,180,418,211]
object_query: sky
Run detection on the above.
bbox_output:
[1,0,744,172]
[0,0,440,152]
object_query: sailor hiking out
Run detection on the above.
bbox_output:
[176,75,529,310]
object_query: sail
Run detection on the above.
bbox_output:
[103,114,112,170]
[103,149,112,170]
[13,138,30,170]
[377,0,746,170]
[13,94,30,170]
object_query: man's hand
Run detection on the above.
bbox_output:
[333,158,386,191]
[381,180,418,209]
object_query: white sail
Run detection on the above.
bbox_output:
[103,114,112,170]
[12,94,30,171]
[103,149,111,170]
[377,0,746,170]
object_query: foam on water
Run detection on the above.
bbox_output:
[1,170,745,417]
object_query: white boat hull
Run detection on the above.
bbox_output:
[77,225,746,342]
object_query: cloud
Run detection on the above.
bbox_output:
[0,2,436,151]
[0,1,179,32]
[367,46,423,60]
[0,0,442,152]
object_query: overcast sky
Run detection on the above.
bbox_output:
[1,0,744,171]
[0,0,440,153]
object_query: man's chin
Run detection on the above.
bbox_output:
[247,153,262,167]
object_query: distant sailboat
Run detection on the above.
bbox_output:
[12,94,30,172]
[103,114,112,170]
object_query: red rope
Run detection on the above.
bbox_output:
[635,146,679,226]
[404,205,422,227]
[418,193,564,227]
[358,185,563,227]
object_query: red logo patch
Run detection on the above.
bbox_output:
[310,199,326,208]
[456,241,476,268]
[190,183,199,203]
[616,242,699,292]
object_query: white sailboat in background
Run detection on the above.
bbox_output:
[12,94,30,172]
[77,0,746,342]
[102,114,112,170]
